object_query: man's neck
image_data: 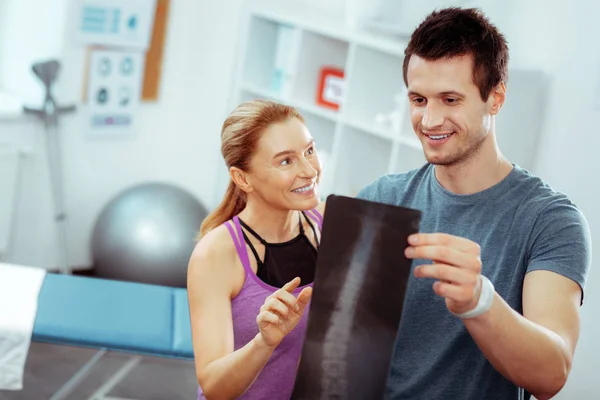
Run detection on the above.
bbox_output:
[238,198,299,242]
[434,136,513,195]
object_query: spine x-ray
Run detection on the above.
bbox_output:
[292,195,421,400]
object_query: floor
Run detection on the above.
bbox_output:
[0,342,199,400]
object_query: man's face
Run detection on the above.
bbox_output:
[406,54,500,166]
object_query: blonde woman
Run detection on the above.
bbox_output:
[188,99,326,399]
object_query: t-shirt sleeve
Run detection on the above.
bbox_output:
[356,174,397,203]
[527,198,592,305]
[356,179,379,201]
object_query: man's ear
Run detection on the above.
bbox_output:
[488,81,506,115]
[230,167,254,194]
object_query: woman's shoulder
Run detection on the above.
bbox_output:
[188,222,239,280]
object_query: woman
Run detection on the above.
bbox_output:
[187,99,326,399]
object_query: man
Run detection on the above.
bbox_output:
[357,7,591,400]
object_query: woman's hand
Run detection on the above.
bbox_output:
[256,277,312,348]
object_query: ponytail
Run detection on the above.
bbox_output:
[198,180,246,239]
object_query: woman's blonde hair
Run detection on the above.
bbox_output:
[198,99,304,238]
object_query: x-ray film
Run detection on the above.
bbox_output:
[292,195,421,400]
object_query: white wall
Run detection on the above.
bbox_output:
[0,0,69,104]
[0,0,73,266]
[517,1,600,398]
[476,1,600,397]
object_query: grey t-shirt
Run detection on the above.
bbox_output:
[356,163,591,400]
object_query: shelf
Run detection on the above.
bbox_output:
[332,125,393,197]
[240,82,338,122]
[343,45,406,134]
[236,84,337,157]
[301,113,336,200]
[292,30,348,112]
[392,143,427,174]
[292,100,338,122]
[240,82,282,102]
[247,0,408,58]
[241,16,288,93]
[221,0,547,210]
[302,113,336,154]
[341,118,394,141]
[224,0,431,206]
[396,134,422,151]
[338,117,422,151]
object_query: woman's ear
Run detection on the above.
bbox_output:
[230,167,254,194]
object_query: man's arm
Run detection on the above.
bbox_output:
[409,235,582,399]
[408,196,590,399]
[462,270,581,399]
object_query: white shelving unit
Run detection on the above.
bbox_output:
[214,0,425,203]
[216,0,546,204]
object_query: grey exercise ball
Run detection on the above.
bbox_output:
[91,182,208,288]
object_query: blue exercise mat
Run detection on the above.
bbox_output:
[32,273,194,359]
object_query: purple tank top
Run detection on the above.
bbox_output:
[197,209,323,400]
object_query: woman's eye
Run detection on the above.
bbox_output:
[280,158,291,166]
[306,147,314,155]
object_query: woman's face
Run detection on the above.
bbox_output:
[244,117,322,211]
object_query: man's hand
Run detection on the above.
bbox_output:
[405,233,484,315]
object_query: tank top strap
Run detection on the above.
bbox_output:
[301,211,320,249]
[304,208,323,231]
[225,217,253,275]
[237,218,268,244]
[224,220,242,252]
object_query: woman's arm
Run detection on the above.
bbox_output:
[187,230,274,400]
[188,227,311,400]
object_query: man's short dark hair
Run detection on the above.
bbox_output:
[403,7,509,101]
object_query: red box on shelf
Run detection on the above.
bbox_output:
[316,66,344,111]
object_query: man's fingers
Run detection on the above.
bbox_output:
[408,233,480,255]
[406,245,482,272]
[414,263,478,286]
[432,280,481,305]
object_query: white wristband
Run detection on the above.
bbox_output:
[452,275,495,319]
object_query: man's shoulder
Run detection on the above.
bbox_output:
[511,166,584,220]
[356,164,431,204]
[512,165,590,264]
[511,166,592,299]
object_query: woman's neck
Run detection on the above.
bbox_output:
[238,199,300,243]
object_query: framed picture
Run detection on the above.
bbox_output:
[316,66,345,111]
